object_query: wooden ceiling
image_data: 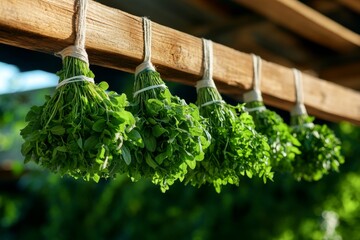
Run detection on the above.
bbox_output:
[97,0,360,90]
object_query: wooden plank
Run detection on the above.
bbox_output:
[234,0,360,52]
[339,0,360,13]
[0,0,360,124]
[320,61,360,89]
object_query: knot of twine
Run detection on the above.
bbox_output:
[135,17,156,77]
[56,75,94,89]
[56,0,89,64]
[196,38,217,92]
[243,54,263,103]
[290,68,307,116]
[133,84,167,98]
[244,106,266,113]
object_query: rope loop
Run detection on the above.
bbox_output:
[135,17,156,77]
[56,75,94,89]
[243,54,263,102]
[196,38,217,92]
[133,84,167,98]
[56,0,89,65]
[291,68,307,116]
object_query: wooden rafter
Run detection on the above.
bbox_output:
[0,0,360,124]
[339,0,360,13]
[320,61,360,89]
[234,0,360,52]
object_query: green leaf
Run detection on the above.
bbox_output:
[84,136,98,150]
[97,146,106,159]
[155,152,168,165]
[92,119,106,132]
[113,93,127,106]
[152,125,167,137]
[146,99,163,115]
[93,174,100,183]
[144,135,156,152]
[127,130,144,147]
[21,141,33,156]
[98,81,109,91]
[145,154,158,169]
[50,125,66,135]
[77,137,83,149]
[186,160,196,170]
[56,146,68,152]
[246,170,253,178]
[121,145,131,165]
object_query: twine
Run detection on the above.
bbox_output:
[56,0,89,64]
[135,17,156,77]
[290,68,307,116]
[133,84,167,98]
[56,75,94,89]
[200,100,225,108]
[196,39,217,92]
[243,54,263,102]
[244,106,266,113]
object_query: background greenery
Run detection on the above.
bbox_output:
[1,71,359,240]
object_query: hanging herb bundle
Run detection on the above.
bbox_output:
[185,40,273,193]
[245,101,301,172]
[119,18,210,193]
[289,69,344,181]
[20,0,137,182]
[244,55,301,173]
[290,115,344,181]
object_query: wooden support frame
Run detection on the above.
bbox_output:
[339,0,360,13]
[1,0,360,124]
[234,0,360,52]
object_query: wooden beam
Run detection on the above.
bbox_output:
[1,0,360,124]
[234,0,360,52]
[320,61,360,89]
[339,0,360,13]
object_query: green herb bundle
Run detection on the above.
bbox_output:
[290,114,344,181]
[245,101,301,172]
[122,69,210,192]
[20,56,137,182]
[186,87,273,193]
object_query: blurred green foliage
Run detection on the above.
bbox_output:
[1,80,360,240]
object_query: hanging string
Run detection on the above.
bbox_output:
[244,54,263,103]
[197,39,224,107]
[133,84,166,98]
[135,17,156,77]
[196,39,217,91]
[253,54,261,91]
[290,68,307,116]
[243,54,266,113]
[202,39,213,82]
[56,0,89,64]
[133,17,165,98]
[55,0,94,88]
[200,99,224,108]
[56,75,94,89]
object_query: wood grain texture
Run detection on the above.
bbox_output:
[1,0,360,124]
[234,0,360,52]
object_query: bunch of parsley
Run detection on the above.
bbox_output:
[290,114,344,181]
[121,69,211,192]
[245,101,301,173]
[186,87,273,193]
[20,56,138,182]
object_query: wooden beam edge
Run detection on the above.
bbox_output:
[234,0,360,52]
[1,0,360,124]
[339,0,360,13]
